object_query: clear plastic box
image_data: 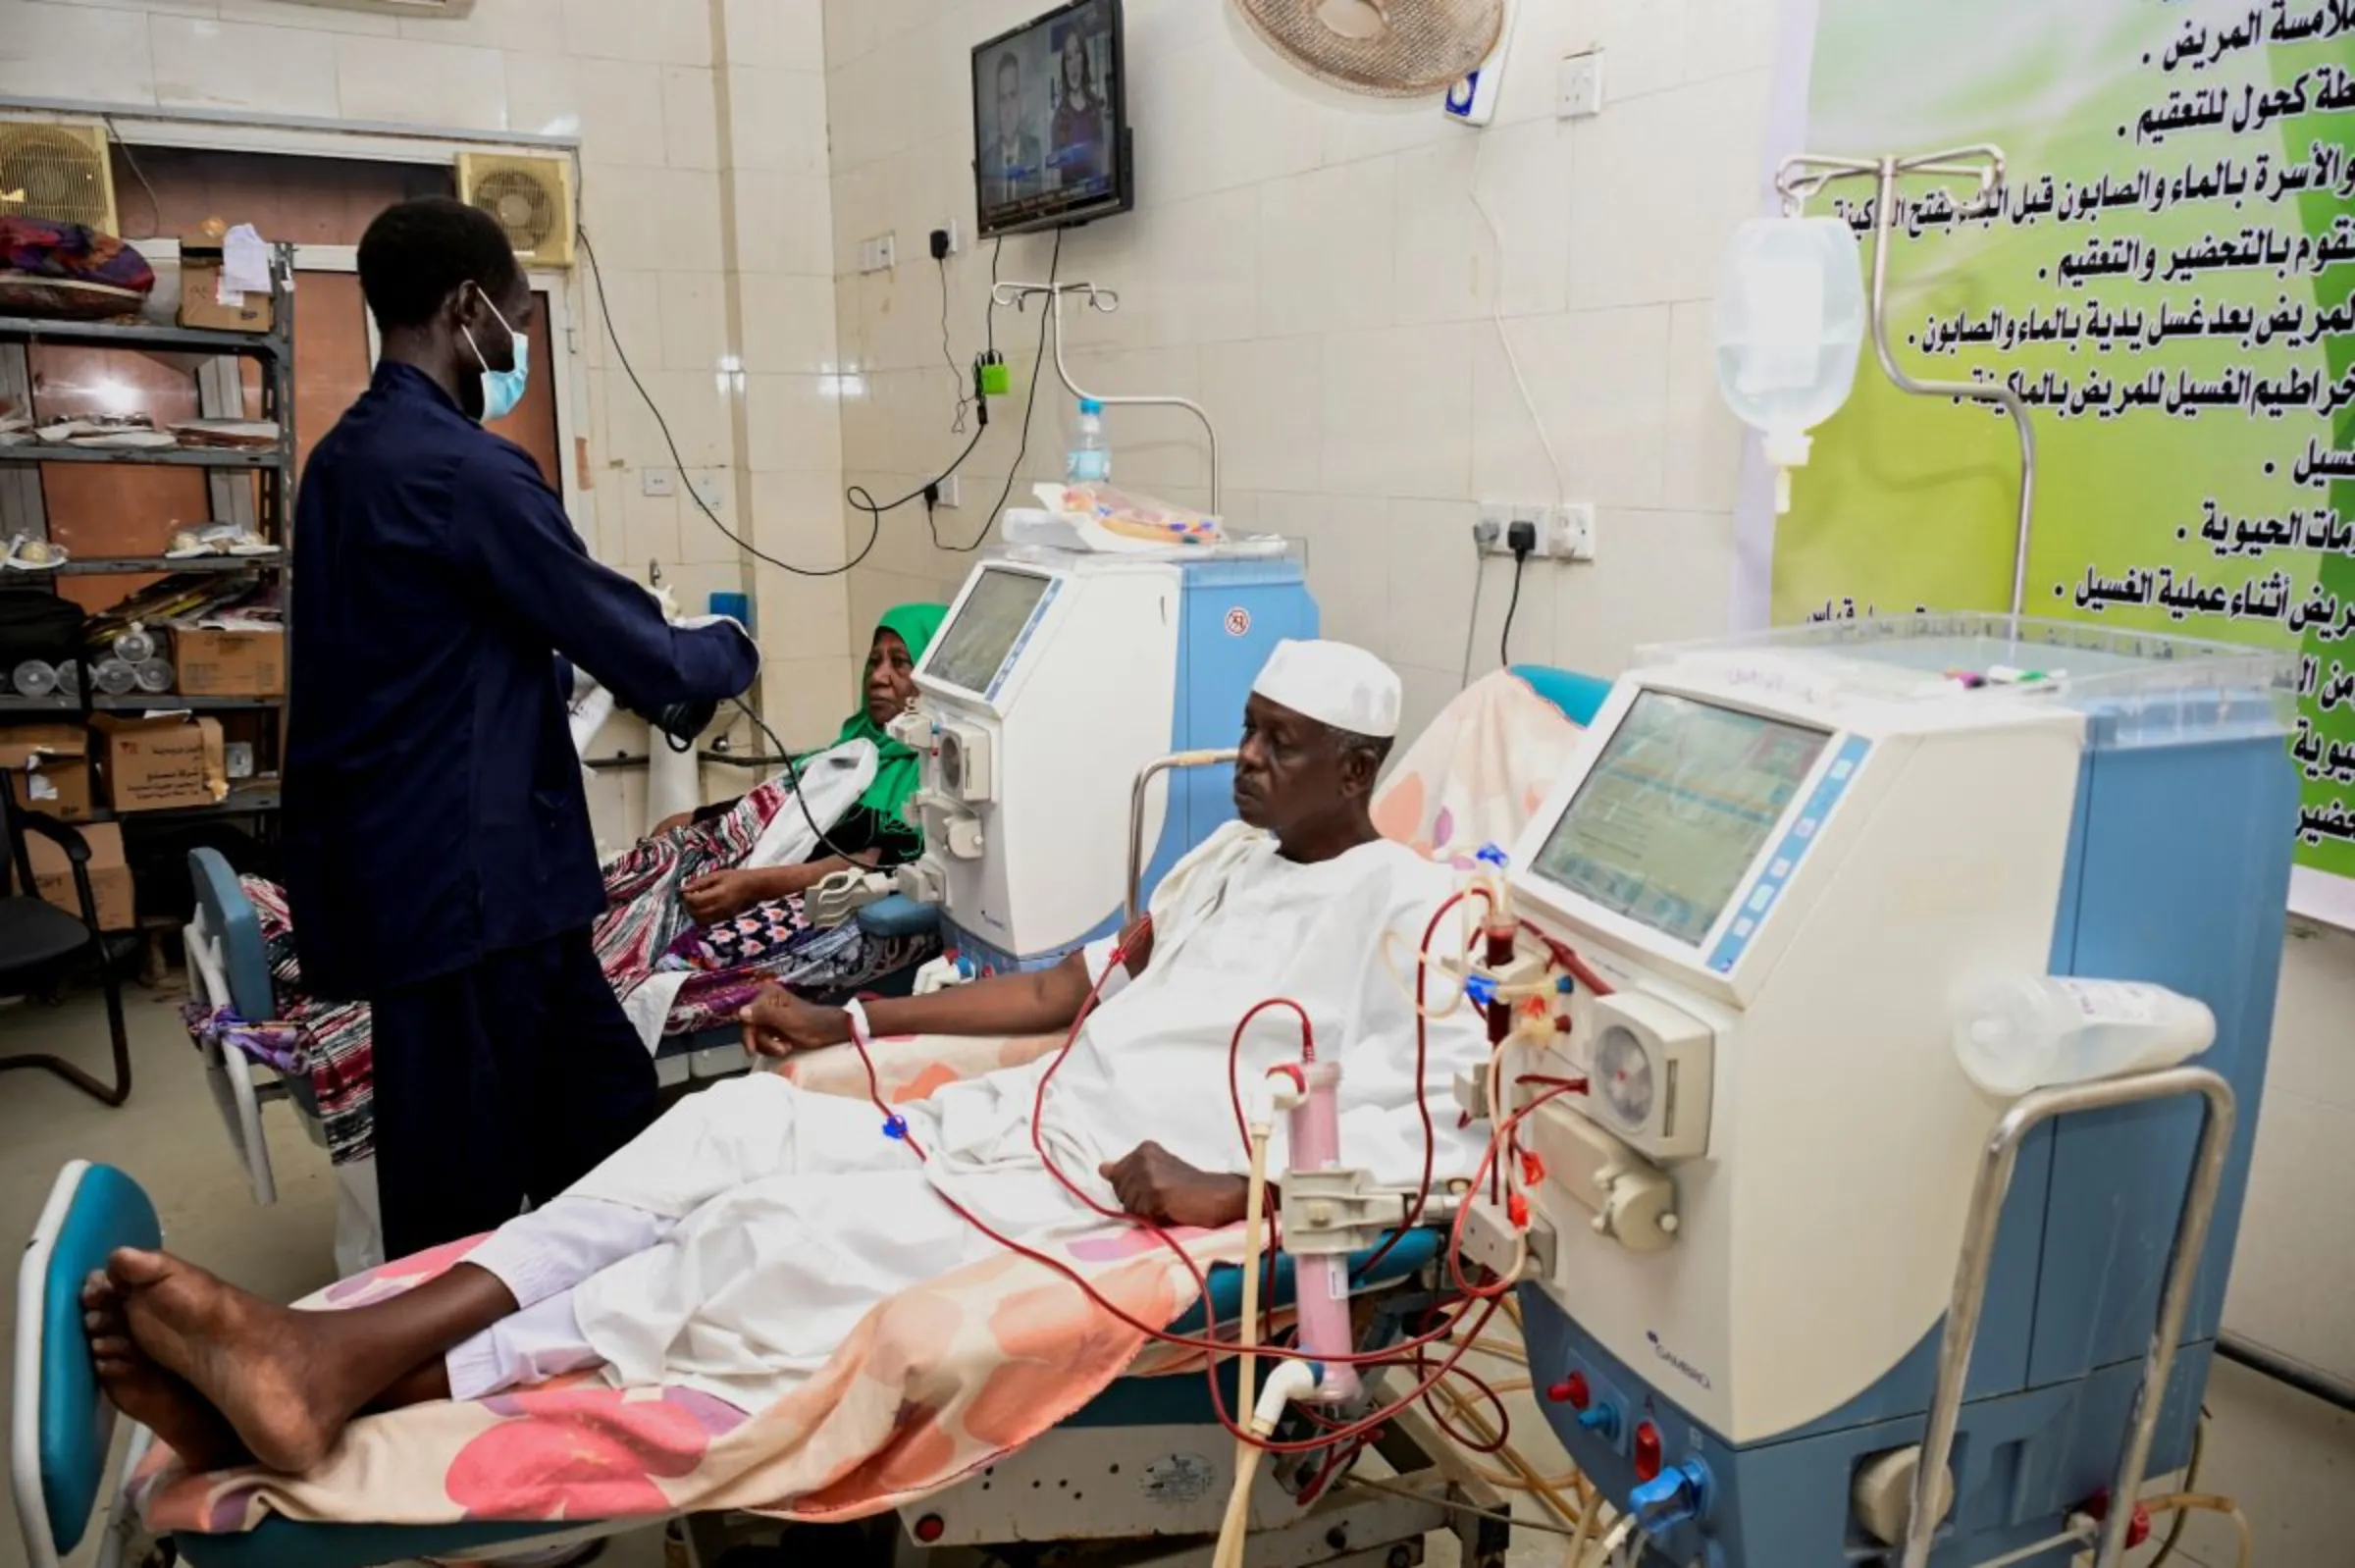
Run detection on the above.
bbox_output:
[1637,614,2298,750]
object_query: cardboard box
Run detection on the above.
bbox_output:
[93,713,227,813]
[0,723,93,822]
[173,627,286,698]
[26,820,131,932]
[177,261,274,334]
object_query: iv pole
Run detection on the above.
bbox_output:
[993,281,1225,514]
[1775,146,2037,619]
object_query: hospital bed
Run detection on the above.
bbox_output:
[22,667,1602,1568]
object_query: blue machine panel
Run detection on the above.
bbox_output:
[2030,734,2296,1384]
[1125,557,1317,932]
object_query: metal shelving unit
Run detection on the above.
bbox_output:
[0,245,294,825]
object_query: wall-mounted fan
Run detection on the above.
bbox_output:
[457,152,576,269]
[0,122,120,235]
[1232,0,1506,98]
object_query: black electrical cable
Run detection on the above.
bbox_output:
[958,227,1064,554]
[728,694,874,869]
[581,226,885,579]
[1498,547,1530,667]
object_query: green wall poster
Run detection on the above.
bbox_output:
[1745,0,2355,923]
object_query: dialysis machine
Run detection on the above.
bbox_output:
[840,540,1316,974]
[1479,617,2296,1566]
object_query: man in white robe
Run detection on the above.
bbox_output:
[85,641,1492,1476]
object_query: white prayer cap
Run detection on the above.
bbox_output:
[1250,639,1402,739]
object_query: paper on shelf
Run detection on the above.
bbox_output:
[221,224,273,296]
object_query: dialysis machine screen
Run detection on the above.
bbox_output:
[1534,693,1831,946]
[925,569,1054,698]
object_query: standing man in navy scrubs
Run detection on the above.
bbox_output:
[286,197,759,1258]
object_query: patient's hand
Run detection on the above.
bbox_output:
[742,986,851,1057]
[1100,1141,1251,1230]
[684,868,790,924]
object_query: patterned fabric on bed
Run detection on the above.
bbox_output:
[190,781,936,1166]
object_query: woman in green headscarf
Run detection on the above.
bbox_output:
[674,603,949,924]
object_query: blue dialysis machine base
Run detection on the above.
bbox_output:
[1471,618,2296,1567]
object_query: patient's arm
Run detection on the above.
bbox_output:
[683,853,881,923]
[743,916,1152,1056]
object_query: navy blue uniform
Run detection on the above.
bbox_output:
[287,361,757,1254]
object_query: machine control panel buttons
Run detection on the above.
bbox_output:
[1629,1458,1711,1534]
[1632,1420,1663,1483]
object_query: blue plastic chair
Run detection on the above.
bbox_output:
[11,1163,162,1568]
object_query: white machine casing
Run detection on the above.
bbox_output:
[1505,645,2087,1443]
[909,554,1182,960]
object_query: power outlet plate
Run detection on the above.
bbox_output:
[1480,501,1598,562]
[1554,501,1598,562]
[1558,50,1606,119]
[690,472,726,511]
[859,233,897,274]
[933,473,963,508]
[641,469,677,498]
[932,220,962,257]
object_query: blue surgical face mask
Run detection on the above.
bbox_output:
[460,287,529,423]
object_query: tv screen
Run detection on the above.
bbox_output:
[972,0,1132,240]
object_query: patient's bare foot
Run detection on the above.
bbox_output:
[81,1273,248,1472]
[108,1249,346,1474]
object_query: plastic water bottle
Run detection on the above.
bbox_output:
[1953,976,2217,1098]
[11,660,56,699]
[1714,216,1866,514]
[92,658,137,697]
[1066,397,1112,483]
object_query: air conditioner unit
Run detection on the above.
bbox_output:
[274,0,478,16]
[457,152,576,270]
[0,121,120,235]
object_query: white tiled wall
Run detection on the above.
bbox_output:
[0,0,847,835]
[822,0,1771,745]
[817,1,2355,1550]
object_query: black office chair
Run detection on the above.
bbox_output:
[0,787,132,1106]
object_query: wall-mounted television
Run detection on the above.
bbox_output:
[972,0,1134,240]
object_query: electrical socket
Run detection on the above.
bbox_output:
[930,220,962,258]
[691,472,726,511]
[1558,50,1606,119]
[934,473,963,508]
[1554,501,1597,562]
[1479,500,1598,561]
[859,233,897,274]
[640,469,677,498]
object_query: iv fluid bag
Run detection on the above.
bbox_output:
[1713,216,1866,511]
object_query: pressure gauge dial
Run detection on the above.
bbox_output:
[1593,1025,1656,1130]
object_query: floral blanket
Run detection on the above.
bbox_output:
[136,668,1586,1537]
[135,1195,1249,1535]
